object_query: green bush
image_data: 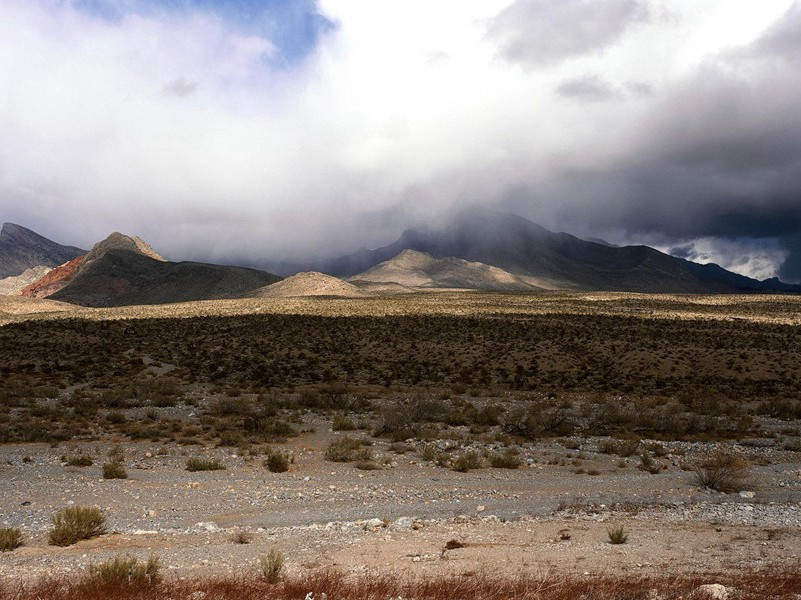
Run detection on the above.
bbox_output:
[607,526,628,544]
[452,451,482,472]
[48,506,106,546]
[325,436,371,463]
[186,457,226,472]
[259,548,284,583]
[489,451,521,469]
[64,454,93,467]
[89,554,161,585]
[102,461,128,479]
[264,452,290,473]
[332,415,357,431]
[0,527,23,552]
[599,439,640,457]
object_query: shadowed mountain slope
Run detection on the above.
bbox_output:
[0,223,85,279]
[46,233,280,307]
[320,209,801,293]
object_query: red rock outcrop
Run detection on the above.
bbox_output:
[21,255,86,298]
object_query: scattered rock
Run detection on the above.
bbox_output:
[695,583,729,599]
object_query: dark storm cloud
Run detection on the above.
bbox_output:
[556,74,621,101]
[532,2,801,282]
[487,0,650,68]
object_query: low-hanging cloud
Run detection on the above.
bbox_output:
[1,0,801,281]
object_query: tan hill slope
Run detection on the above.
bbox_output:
[0,265,52,295]
[350,249,539,291]
[250,272,367,298]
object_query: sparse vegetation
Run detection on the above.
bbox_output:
[3,568,801,600]
[102,461,128,479]
[451,451,482,472]
[607,526,629,544]
[0,527,23,552]
[489,450,522,469]
[186,457,226,472]
[64,454,93,467]
[264,451,290,473]
[88,554,161,586]
[694,451,752,492]
[259,549,285,583]
[325,436,372,463]
[48,506,106,547]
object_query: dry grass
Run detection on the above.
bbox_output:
[1,569,800,600]
[0,528,23,552]
[48,506,106,547]
[694,451,752,492]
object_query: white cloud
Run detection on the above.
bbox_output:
[0,0,798,271]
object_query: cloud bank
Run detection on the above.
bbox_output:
[1,0,800,281]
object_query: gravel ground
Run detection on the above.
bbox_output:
[1,423,800,582]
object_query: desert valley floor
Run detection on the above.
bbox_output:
[1,292,800,598]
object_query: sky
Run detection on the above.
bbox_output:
[1,0,801,281]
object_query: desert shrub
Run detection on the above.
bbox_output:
[264,452,290,473]
[694,451,751,492]
[638,452,661,474]
[102,462,128,479]
[489,450,521,469]
[219,430,244,447]
[599,439,640,457]
[451,451,482,472]
[503,402,572,440]
[186,457,226,472]
[332,415,356,431]
[325,436,371,462]
[108,446,125,463]
[607,526,628,544]
[418,443,437,462]
[89,554,161,586]
[259,548,284,583]
[49,506,106,546]
[64,454,93,467]
[0,527,23,552]
[231,531,253,544]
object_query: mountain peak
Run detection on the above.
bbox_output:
[84,232,165,263]
[0,223,85,279]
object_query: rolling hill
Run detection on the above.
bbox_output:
[350,249,539,291]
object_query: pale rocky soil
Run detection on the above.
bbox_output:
[3,291,801,327]
[250,272,368,298]
[1,421,800,582]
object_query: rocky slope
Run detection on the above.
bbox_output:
[20,256,85,298]
[250,271,367,298]
[351,250,539,291]
[46,233,280,307]
[0,265,52,295]
[0,223,84,279]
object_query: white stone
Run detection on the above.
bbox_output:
[695,583,729,599]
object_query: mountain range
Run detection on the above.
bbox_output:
[312,209,800,294]
[1,209,799,307]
